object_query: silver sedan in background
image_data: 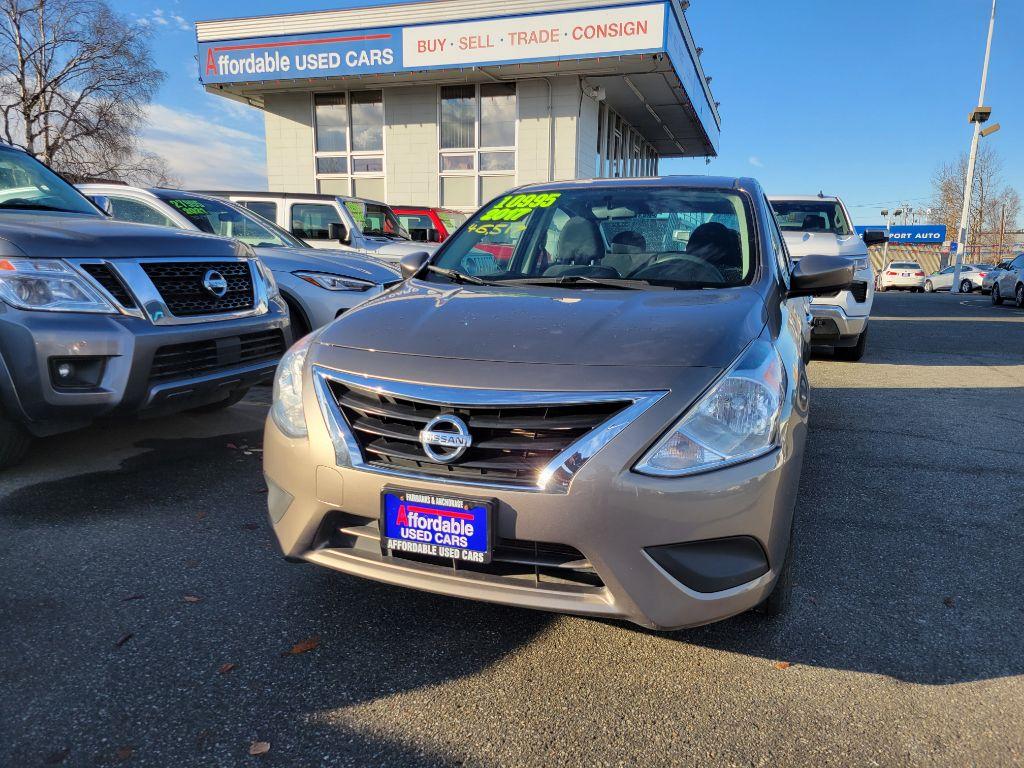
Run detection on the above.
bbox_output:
[923,264,993,293]
[981,260,1012,294]
[79,185,401,338]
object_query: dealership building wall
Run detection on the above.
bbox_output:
[196,0,720,211]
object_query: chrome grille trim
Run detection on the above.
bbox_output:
[312,366,667,494]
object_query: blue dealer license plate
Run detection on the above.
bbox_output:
[381,489,492,564]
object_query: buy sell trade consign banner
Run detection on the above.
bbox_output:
[199,2,668,83]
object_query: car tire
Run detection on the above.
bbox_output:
[758,531,794,618]
[993,284,1003,305]
[1016,284,1024,309]
[188,388,249,413]
[834,327,868,361]
[0,410,32,469]
[924,280,934,293]
[960,279,973,294]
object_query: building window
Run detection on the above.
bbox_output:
[439,83,516,209]
[313,90,385,197]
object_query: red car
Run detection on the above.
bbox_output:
[392,206,468,243]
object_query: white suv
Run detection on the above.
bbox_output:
[769,195,885,361]
[200,192,439,262]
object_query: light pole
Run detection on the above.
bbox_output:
[952,0,998,293]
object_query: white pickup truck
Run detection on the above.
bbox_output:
[200,191,439,263]
[769,195,886,361]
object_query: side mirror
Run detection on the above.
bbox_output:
[428,228,442,243]
[89,195,113,216]
[409,228,429,242]
[861,228,888,247]
[788,255,854,298]
[328,221,349,245]
[399,251,430,280]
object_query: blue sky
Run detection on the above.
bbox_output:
[120,0,1022,226]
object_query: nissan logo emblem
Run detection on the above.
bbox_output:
[202,269,229,298]
[419,414,472,463]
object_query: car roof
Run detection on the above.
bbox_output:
[768,194,841,203]
[498,175,761,197]
[195,190,389,207]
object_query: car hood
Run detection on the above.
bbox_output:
[0,211,245,259]
[254,246,400,285]
[364,238,440,260]
[782,231,866,260]
[316,280,767,368]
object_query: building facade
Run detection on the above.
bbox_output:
[196,0,720,211]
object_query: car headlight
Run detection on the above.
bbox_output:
[635,340,787,477]
[851,257,869,271]
[294,271,373,292]
[0,258,116,313]
[254,260,280,299]
[271,333,314,438]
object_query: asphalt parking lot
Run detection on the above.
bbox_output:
[2,291,1022,767]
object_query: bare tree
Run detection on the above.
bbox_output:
[0,0,176,185]
[931,143,1022,253]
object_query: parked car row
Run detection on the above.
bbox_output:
[875,261,1004,295]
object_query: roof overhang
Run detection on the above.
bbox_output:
[195,0,720,157]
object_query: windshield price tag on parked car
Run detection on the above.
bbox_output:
[167,199,209,217]
[345,200,366,227]
[478,192,561,222]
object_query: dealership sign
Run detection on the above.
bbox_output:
[855,225,947,244]
[199,3,668,83]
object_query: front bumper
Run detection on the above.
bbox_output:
[0,299,289,436]
[262,360,808,631]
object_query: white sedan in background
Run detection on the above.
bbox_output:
[923,264,993,294]
[877,261,926,292]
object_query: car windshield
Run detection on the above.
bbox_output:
[157,194,303,248]
[431,186,756,290]
[891,262,920,269]
[350,200,410,239]
[0,148,99,215]
[771,200,853,236]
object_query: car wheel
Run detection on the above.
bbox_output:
[924,280,934,293]
[993,284,1003,305]
[0,410,32,469]
[960,279,973,294]
[1016,284,1024,309]
[758,530,794,618]
[834,327,868,361]
[188,388,249,413]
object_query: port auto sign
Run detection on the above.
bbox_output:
[855,225,947,245]
[199,2,668,83]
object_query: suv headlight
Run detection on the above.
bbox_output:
[254,260,280,300]
[851,257,869,271]
[294,271,373,292]
[271,333,314,438]
[0,258,115,313]
[635,341,787,477]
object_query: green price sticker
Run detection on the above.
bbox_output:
[168,199,208,217]
[344,200,366,226]
[478,192,561,222]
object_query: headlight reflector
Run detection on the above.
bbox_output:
[0,258,115,313]
[294,271,373,292]
[635,341,787,477]
[271,333,313,438]
[851,257,869,271]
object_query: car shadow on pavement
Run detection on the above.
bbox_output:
[0,428,552,766]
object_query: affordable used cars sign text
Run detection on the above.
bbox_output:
[199,2,667,83]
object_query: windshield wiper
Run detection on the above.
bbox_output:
[0,201,81,213]
[503,275,653,290]
[426,264,497,285]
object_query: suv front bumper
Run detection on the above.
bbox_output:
[0,299,289,436]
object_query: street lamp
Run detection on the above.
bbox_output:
[952,0,998,293]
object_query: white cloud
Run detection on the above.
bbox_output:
[139,103,267,189]
[748,156,764,167]
[135,7,191,32]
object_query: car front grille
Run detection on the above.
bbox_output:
[141,261,255,317]
[79,263,137,308]
[850,280,868,302]
[149,329,285,383]
[317,511,605,591]
[328,382,631,488]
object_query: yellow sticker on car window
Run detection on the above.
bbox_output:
[478,192,561,222]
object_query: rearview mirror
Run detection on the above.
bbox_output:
[328,221,349,245]
[861,228,888,247]
[399,251,430,280]
[788,255,854,298]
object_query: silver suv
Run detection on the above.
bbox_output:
[262,176,853,630]
[0,144,288,466]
